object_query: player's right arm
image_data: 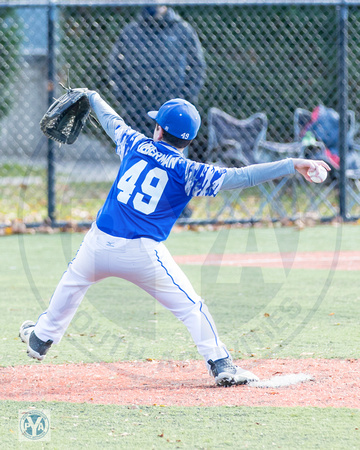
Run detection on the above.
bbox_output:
[220,158,330,190]
[183,159,295,198]
[220,159,295,191]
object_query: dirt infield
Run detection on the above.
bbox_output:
[1,359,359,408]
[174,251,360,271]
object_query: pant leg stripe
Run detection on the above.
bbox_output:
[155,249,219,346]
[154,249,195,304]
[35,311,47,326]
[199,301,219,347]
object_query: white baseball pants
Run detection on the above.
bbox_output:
[34,223,230,362]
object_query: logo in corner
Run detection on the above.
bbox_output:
[19,410,50,441]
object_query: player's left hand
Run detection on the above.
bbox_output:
[72,88,97,99]
[292,158,331,182]
[40,89,91,145]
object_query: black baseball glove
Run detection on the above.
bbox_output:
[40,88,91,145]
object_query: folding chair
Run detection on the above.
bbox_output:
[293,106,360,169]
[206,107,289,218]
[206,107,268,166]
[294,107,358,143]
[294,106,360,217]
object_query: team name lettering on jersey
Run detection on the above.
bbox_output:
[137,143,180,169]
[101,125,227,241]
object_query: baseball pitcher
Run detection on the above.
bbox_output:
[20,92,330,386]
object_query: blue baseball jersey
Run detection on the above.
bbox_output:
[96,125,226,241]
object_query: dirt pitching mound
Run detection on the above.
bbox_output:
[1,359,359,408]
[174,251,360,271]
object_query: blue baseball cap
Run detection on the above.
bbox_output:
[147,98,201,140]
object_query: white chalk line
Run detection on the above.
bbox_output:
[248,373,313,388]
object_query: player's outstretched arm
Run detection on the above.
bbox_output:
[292,158,331,182]
[86,91,125,142]
[220,158,331,191]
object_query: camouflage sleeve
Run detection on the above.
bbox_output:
[184,161,227,197]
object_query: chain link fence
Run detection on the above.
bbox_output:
[1,1,360,228]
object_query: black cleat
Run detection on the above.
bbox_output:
[19,320,53,361]
[208,357,259,387]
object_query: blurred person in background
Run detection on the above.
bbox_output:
[109,6,206,218]
[109,5,206,144]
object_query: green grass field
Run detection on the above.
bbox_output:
[1,224,360,448]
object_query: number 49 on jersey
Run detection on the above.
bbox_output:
[117,160,169,215]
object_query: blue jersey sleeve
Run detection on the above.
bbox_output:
[115,125,148,160]
[184,161,227,197]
